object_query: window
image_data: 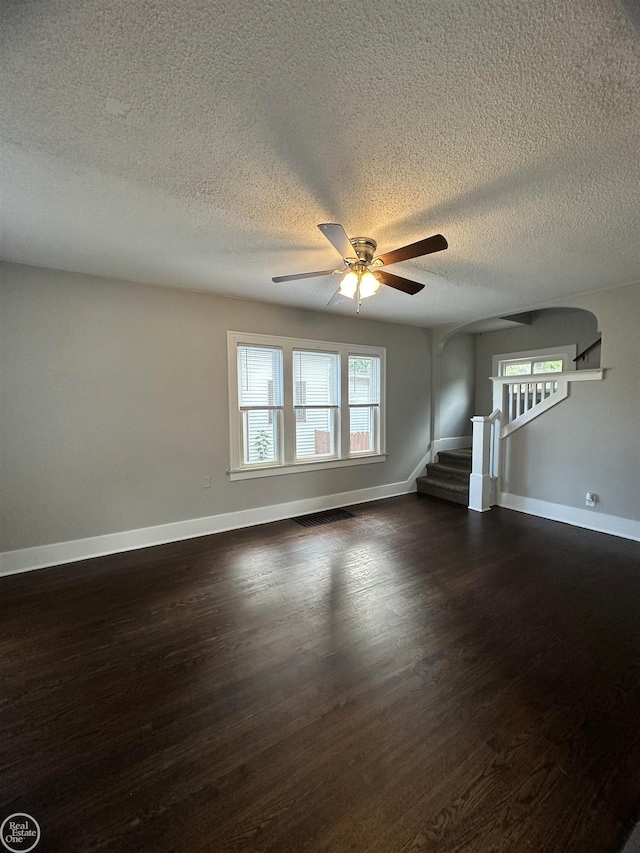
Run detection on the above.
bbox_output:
[228,332,385,480]
[501,358,563,376]
[348,356,380,454]
[293,350,339,458]
[492,345,577,378]
[237,344,282,466]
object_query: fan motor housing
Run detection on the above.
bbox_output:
[349,237,377,264]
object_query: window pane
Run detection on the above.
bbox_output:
[293,350,339,406]
[349,356,380,404]
[238,345,283,407]
[242,411,278,465]
[350,407,374,452]
[296,409,334,458]
[503,362,532,376]
[533,360,563,373]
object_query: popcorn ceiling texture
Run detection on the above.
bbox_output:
[0,0,638,326]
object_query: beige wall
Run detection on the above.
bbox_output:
[437,332,475,439]
[501,283,640,521]
[0,262,432,552]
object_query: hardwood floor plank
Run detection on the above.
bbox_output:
[1,496,639,852]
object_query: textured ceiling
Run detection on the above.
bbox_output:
[1,0,639,326]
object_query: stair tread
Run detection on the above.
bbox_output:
[436,456,472,472]
[417,478,469,506]
[426,462,470,478]
[417,476,468,494]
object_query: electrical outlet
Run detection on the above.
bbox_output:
[585,492,597,507]
[203,476,211,489]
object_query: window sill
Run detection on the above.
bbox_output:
[228,453,387,481]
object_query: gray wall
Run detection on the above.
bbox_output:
[474,308,600,415]
[0,262,432,552]
[501,284,639,521]
[437,333,475,439]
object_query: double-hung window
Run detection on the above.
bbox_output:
[237,344,283,466]
[293,349,339,459]
[228,332,385,479]
[348,355,380,454]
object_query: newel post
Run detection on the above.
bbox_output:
[468,416,493,512]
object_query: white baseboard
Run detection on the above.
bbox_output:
[0,478,418,577]
[433,436,473,454]
[499,492,640,542]
[7,467,634,578]
[409,444,434,480]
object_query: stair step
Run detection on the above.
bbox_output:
[437,448,472,471]
[426,462,470,485]
[416,476,469,506]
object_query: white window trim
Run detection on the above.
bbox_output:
[492,344,577,378]
[227,331,386,481]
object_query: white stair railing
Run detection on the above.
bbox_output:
[506,378,558,420]
[496,373,568,437]
[469,369,604,512]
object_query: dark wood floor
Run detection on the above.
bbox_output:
[1,495,640,852]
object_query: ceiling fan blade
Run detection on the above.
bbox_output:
[318,223,355,260]
[377,234,448,266]
[376,270,425,295]
[272,268,336,283]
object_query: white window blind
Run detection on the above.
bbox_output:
[237,345,283,465]
[238,345,283,407]
[228,332,386,479]
[293,350,339,406]
[293,350,339,459]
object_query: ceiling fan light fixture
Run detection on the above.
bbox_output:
[359,271,380,298]
[339,268,380,300]
[339,270,358,298]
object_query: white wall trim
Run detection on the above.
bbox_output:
[5,461,635,577]
[499,492,640,542]
[228,453,387,481]
[0,477,420,578]
[408,444,435,481]
[432,436,473,454]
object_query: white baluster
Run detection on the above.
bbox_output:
[491,417,501,478]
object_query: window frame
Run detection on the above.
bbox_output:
[236,343,284,468]
[348,355,381,456]
[227,332,386,481]
[492,345,577,378]
[292,348,340,461]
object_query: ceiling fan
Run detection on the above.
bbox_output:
[272,223,448,312]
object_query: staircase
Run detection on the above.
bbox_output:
[417,448,471,506]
